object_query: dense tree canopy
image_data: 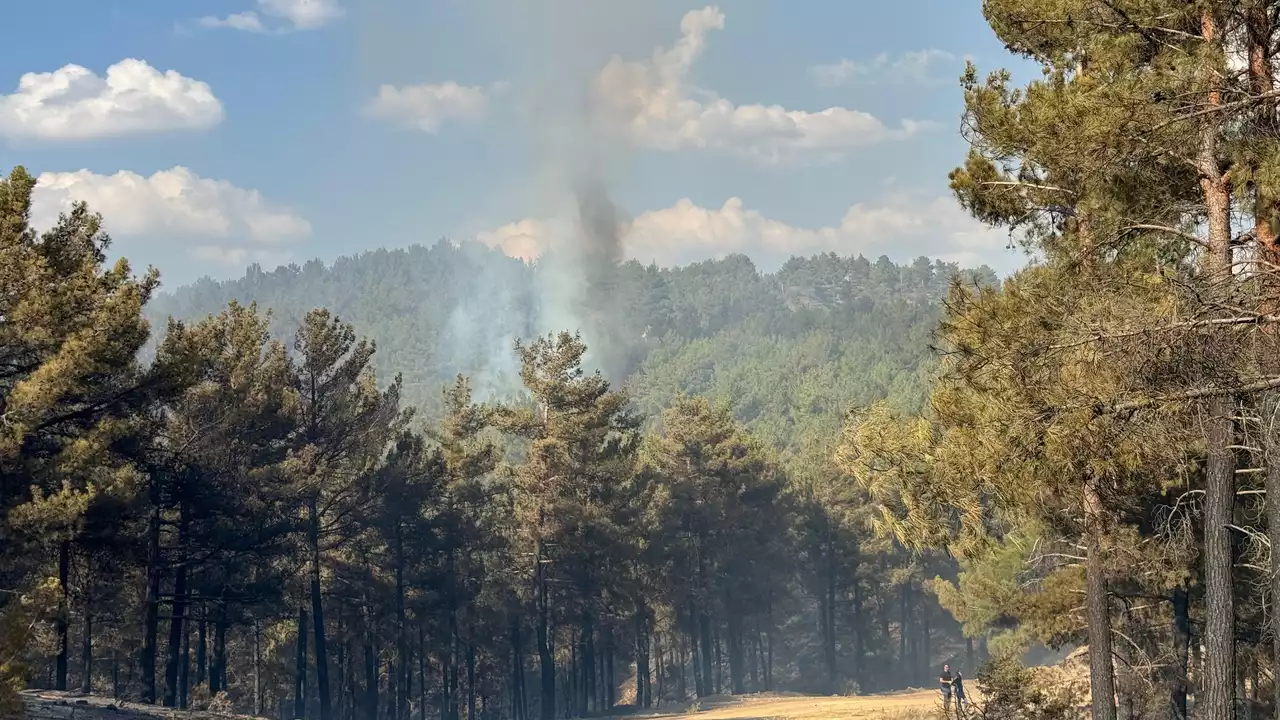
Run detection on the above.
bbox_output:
[1,157,998,720]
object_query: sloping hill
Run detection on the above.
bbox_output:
[149,244,997,452]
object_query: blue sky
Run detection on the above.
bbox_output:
[0,0,1037,290]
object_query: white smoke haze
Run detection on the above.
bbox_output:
[142,2,981,408]
[449,1,933,384]
[456,0,665,382]
[171,0,961,406]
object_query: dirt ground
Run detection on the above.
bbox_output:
[634,689,966,719]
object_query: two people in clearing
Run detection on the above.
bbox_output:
[939,663,967,715]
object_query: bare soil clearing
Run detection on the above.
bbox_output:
[14,689,958,720]
[634,690,950,719]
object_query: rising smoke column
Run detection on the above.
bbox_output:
[499,0,658,381]
[570,175,634,379]
[454,0,674,382]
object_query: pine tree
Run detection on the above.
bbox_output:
[499,332,641,720]
[642,395,789,698]
[0,166,159,699]
[146,302,299,707]
[289,309,409,720]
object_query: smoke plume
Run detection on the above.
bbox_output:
[472,0,661,381]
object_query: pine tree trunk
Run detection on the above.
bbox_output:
[824,517,837,695]
[309,498,334,720]
[698,610,713,698]
[907,619,918,687]
[898,582,909,687]
[765,597,774,691]
[1204,396,1236,720]
[449,608,460,720]
[388,646,397,720]
[142,492,162,705]
[1084,480,1118,720]
[850,548,864,687]
[56,540,70,691]
[364,629,377,720]
[179,616,190,710]
[713,624,722,695]
[597,630,606,713]
[338,617,348,720]
[81,574,93,695]
[1168,588,1189,719]
[395,526,407,720]
[727,611,744,695]
[880,607,892,686]
[920,603,930,687]
[164,507,189,708]
[635,610,650,708]
[467,619,477,720]
[567,639,577,719]
[534,530,555,720]
[659,633,669,704]
[1197,7,1238,714]
[198,616,207,687]
[255,624,263,716]
[605,623,615,709]
[1262,400,1280,720]
[402,637,411,720]
[296,606,309,720]
[690,622,703,699]
[586,616,597,715]
[386,655,395,720]
[677,632,687,700]
[419,625,427,720]
[440,646,450,720]
[1249,4,1280,702]
[213,611,227,694]
[510,619,524,720]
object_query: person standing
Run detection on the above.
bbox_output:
[952,670,968,716]
[939,664,954,712]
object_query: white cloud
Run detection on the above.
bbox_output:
[477,218,553,262]
[199,0,343,34]
[259,0,343,29]
[0,59,223,141]
[191,245,294,268]
[810,49,958,88]
[31,167,311,268]
[589,6,929,164]
[475,192,1018,271]
[365,81,493,133]
[198,12,266,33]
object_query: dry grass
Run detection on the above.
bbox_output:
[632,689,960,720]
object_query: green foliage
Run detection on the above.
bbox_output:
[0,166,161,698]
[0,163,1000,715]
[642,395,790,620]
[0,579,59,718]
[931,531,1084,652]
[973,650,1084,720]
[148,248,996,447]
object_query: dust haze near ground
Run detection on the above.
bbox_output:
[630,690,956,719]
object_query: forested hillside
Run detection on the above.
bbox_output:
[149,247,997,454]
